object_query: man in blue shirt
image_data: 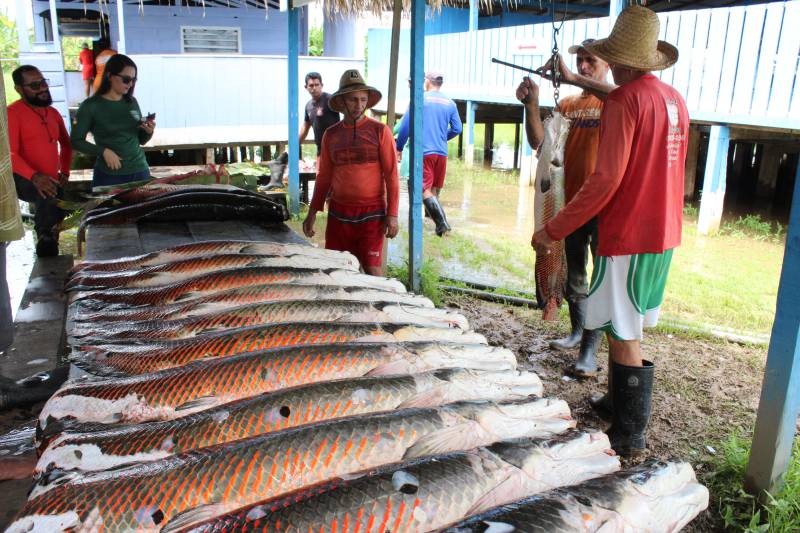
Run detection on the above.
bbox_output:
[396,72,462,236]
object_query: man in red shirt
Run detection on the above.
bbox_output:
[78,43,94,98]
[532,6,688,456]
[516,40,615,379]
[9,65,72,257]
[302,70,399,276]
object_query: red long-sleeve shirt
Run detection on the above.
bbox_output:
[311,117,399,217]
[8,100,72,181]
[545,74,689,256]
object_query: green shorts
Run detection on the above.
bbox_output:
[585,249,674,341]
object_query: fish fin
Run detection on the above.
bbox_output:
[176,396,218,412]
[364,360,410,376]
[174,291,203,302]
[161,503,229,533]
[464,473,528,518]
[397,387,447,409]
[68,358,127,379]
[403,422,482,459]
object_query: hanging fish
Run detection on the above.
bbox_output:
[533,112,570,321]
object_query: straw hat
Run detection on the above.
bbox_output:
[567,38,596,54]
[583,5,678,71]
[328,69,382,113]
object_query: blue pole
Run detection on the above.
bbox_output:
[697,125,730,235]
[745,159,800,497]
[287,7,300,216]
[465,100,476,167]
[469,0,478,30]
[408,0,425,292]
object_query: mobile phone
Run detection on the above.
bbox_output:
[145,112,156,122]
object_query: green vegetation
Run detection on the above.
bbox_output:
[1,14,21,104]
[308,26,323,57]
[702,433,800,532]
[720,214,786,243]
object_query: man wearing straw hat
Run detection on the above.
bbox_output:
[516,39,614,381]
[303,69,400,276]
[532,5,689,457]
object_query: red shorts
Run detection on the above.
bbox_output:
[423,154,448,191]
[325,202,386,268]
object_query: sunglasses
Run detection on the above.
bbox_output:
[113,74,137,84]
[23,79,49,90]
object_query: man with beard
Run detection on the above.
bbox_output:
[8,65,72,256]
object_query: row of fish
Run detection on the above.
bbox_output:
[8,239,708,531]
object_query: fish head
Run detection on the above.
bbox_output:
[430,369,543,401]
[442,397,574,440]
[488,430,620,484]
[402,343,517,372]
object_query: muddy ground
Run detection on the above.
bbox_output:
[445,294,767,532]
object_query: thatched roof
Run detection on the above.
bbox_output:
[324,0,508,17]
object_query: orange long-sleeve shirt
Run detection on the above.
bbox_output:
[310,117,399,217]
[545,74,689,256]
[8,100,72,181]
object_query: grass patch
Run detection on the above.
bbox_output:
[719,214,786,244]
[387,259,443,306]
[702,432,800,532]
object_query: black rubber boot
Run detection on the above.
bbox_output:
[572,329,601,378]
[264,161,287,190]
[550,299,585,350]
[423,196,451,236]
[35,230,59,257]
[606,359,654,457]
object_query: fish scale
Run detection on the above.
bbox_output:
[72,300,465,341]
[70,266,405,308]
[36,369,544,475]
[41,343,516,433]
[71,241,359,274]
[73,322,485,375]
[15,400,573,533]
[72,285,432,323]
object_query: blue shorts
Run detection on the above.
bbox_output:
[92,166,150,188]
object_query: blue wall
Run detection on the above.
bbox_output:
[33,1,308,55]
[425,6,551,35]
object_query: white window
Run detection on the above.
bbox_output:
[181,26,241,54]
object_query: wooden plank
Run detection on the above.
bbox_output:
[731,4,767,114]
[698,9,730,113]
[717,7,746,114]
[750,3,783,115]
[745,159,800,497]
[768,2,800,117]
[672,11,696,99]
[686,10,711,110]
[662,11,681,86]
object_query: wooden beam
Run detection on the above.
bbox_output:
[408,0,425,293]
[386,0,403,130]
[745,159,800,497]
[287,7,300,215]
[684,126,701,201]
[697,125,730,235]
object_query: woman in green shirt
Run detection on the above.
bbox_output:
[71,54,155,188]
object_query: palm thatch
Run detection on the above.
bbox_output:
[323,0,516,17]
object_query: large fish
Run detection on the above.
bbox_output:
[36,368,546,475]
[533,112,570,321]
[41,343,517,432]
[71,323,486,375]
[71,285,434,323]
[70,301,469,341]
[14,400,577,533]
[179,431,618,533]
[69,266,407,307]
[444,459,709,532]
[71,241,360,274]
[66,254,364,291]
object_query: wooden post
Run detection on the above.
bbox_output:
[262,145,271,162]
[386,0,403,130]
[697,125,730,235]
[287,7,300,216]
[513,122,521,171]
[757,144,781,201]
[684,126,701,201]
[483,122,494,169]
[205,148,215,165]
[457,132,463,159]
[745,159,800,497]
[408,0,425,293]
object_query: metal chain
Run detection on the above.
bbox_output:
[550,1,568,109]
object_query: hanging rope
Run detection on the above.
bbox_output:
[549,0,568,109]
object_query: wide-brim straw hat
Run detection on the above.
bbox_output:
[583,5,678,71]
[329,69,382,113]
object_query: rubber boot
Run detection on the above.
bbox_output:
[35,229,59,257]
[606,359,654,457]
[423,196,451,236]
[550,299,585,350]
[264,160,287,190]
[572,329,601,378]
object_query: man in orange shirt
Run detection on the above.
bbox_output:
[92,41,117,94]
[78,43,94,98]
[532,6,688,456]
[9,65,72,257]
[516,39,615,379]
[302,70,399,276]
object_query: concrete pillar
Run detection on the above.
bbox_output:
[697,125,731,235]
[684,126,701,201]
[116,0,126,53]
[465,100,476,167]
[323,8,358,58]
[757,144,782,201]
[519,107,536,186]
